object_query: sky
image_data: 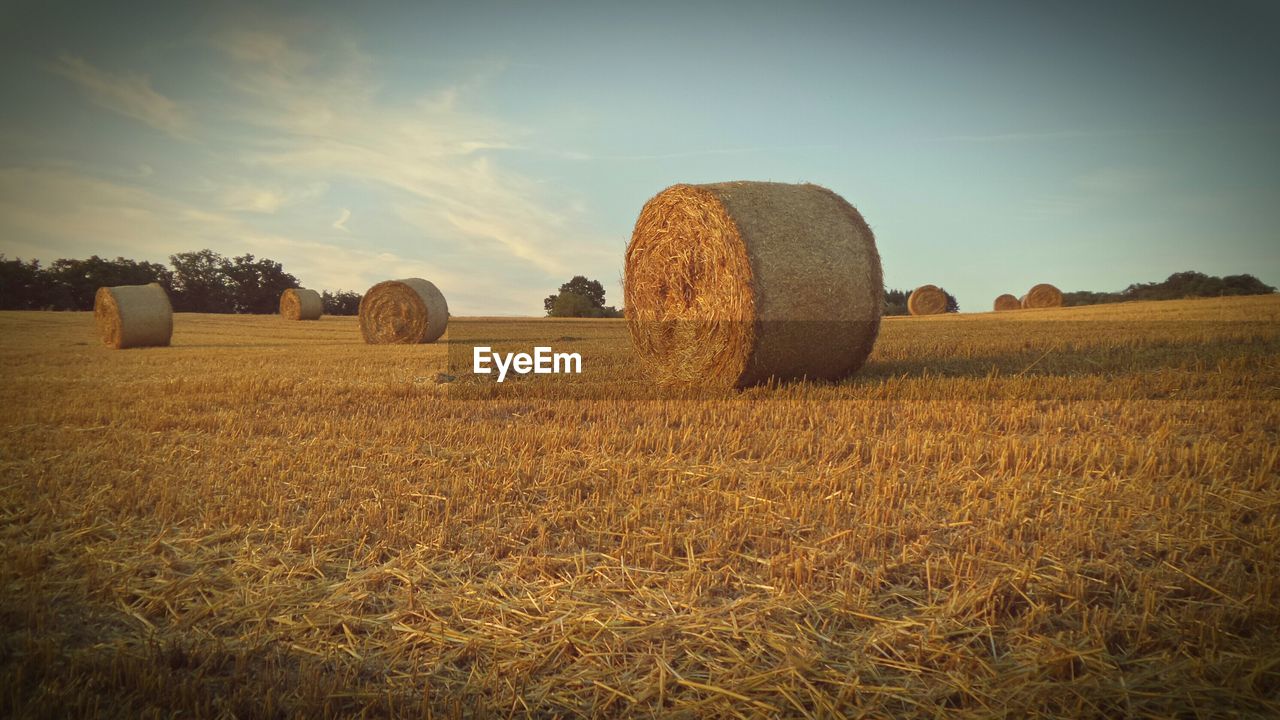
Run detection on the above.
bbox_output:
[1,0,1277,315]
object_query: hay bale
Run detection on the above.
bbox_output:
[907,284,948,316]
[993,293,1021,312]
[1022,283,1063,309]
[359,278,448,344]
[624,181,882,388]
[93,283,173,349]
[279,288,323,320]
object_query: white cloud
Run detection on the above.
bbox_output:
[332,208,350,231]
[49,55,191,138]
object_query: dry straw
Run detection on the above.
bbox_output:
[624,181,882,388]
[1022,283,1064,309]
[279,288,323,320]
[993,293,1021,312]
[93,283,173,349]
[908,284,948,316]
[359,278,448,344]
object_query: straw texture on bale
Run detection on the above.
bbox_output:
[993,293,1021,312]
[1022,283,1064,309]
[359,278,448,344]
[279,288,323,320]
[624,181,882,388]
[93,283,173,349]
[908,284,948,316]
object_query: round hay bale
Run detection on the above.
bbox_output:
[1022,283,1063,309]
[93,283,173,349]
[359,278,448,344]
[624,181,882,388]
[907,284,948,316]
[993,293,1021,312]
[279,288,323,320]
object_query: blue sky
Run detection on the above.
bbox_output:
[1,0,1277,314]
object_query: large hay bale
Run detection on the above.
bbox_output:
[624,181,882,388]
[907,284,947,316]
[93,283,173,349]
[279,288,323,320]
[993,293,1021,312]
[359,278,448,344]
[1022,283,1063,309]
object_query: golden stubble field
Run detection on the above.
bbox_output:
[1,295,1278,718]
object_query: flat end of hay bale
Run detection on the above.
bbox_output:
[993,293,1021,312]
[1022,283,1063,309]
[359,278,449,344]
[908,285,947,316]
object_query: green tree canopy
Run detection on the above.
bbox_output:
[545,276,606,315]
[223,253,300,314]
[321,290,362,316]
[169,250,234,313]
[549,291,596,318]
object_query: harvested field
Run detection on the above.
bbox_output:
[1,296,1278,718]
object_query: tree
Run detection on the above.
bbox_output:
[321,290,362,316]
[1066,271,1275,307]
[223,253,299,314]
[883,288,909,316]
[169,250,234,313]
[941,288,959,313]
[549,291,596,317]
[0,256,55,309]
[545,276,606,315]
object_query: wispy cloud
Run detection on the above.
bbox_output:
[49,55,191,138]
[11,26,615,313]
[219,181,327,214]
[208,26,597,280]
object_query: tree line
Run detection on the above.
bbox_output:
[0,251,363,315]
[1062,271,1274,306]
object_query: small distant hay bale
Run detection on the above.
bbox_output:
[93,283,173,349]
[993,293,1021,311]
[359,278,449,344]
[907,284,948,316]
[1022,283,1063,309]
[624,181,883,388]
[279,288,323,320]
